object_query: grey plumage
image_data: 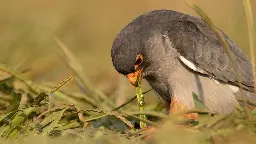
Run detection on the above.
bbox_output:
[111,9,255,113]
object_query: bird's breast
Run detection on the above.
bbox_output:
[145,75,171,109]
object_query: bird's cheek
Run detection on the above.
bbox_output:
[125,69,143,87]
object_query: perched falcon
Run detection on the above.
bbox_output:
[111,10,255,118]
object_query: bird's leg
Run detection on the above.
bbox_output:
[169,97,198,120]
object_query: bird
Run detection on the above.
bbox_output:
[111,9,255,119]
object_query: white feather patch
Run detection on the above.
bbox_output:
[179,56,240,94]
[179,56,207,74]
[212,79,220,84]
[211,78,240,93]
[228,85,240,93]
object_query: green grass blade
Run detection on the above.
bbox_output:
[3,107,36,138]
[41,107,68,135]
[5,91,22,113]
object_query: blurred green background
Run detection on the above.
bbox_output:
[0,0,255,106]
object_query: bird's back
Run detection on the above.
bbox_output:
[131,10,254,91]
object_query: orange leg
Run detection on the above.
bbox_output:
[140,97,198,140]
[169,97,198,120]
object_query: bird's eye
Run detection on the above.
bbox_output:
[134,54,143,66]
[135,57,142,65]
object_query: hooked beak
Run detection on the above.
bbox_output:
[125,69,143,87]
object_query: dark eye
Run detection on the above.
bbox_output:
[134,57,142,65]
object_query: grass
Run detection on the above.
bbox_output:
[243,0,256,92]
[0,1,256,144]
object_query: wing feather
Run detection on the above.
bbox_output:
[166,14,254,91]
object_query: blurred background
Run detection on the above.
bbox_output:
[0,0,255,107]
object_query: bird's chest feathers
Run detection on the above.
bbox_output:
[145,75,171,108]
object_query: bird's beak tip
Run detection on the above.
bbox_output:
[126,69,143,87]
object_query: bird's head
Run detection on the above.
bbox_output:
[111,10,176,87]
[111,25,149,87]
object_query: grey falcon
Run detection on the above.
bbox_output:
[111,9,255,118]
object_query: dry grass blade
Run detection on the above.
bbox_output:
[206,115,227,128]
[124,112,159,127]
[48,76,73,110]
[80,89,153,124]
[243,0,256,92]
[39,85,98,107]
[83,113,108,122]
[80,109,136,129]
[54,36,115,109]
[33,92,48,106]
[112,89,153,111]
[108,111,135,130]
[35,84,90,109]
[49,76,73,94]
[53,37,92,93]
[126,111,168,119]
[1,64,78,111]
[0,64,40,94]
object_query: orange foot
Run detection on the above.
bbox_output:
[169,97,198,121]
[139,126,157,140]
[140,98,198,140]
